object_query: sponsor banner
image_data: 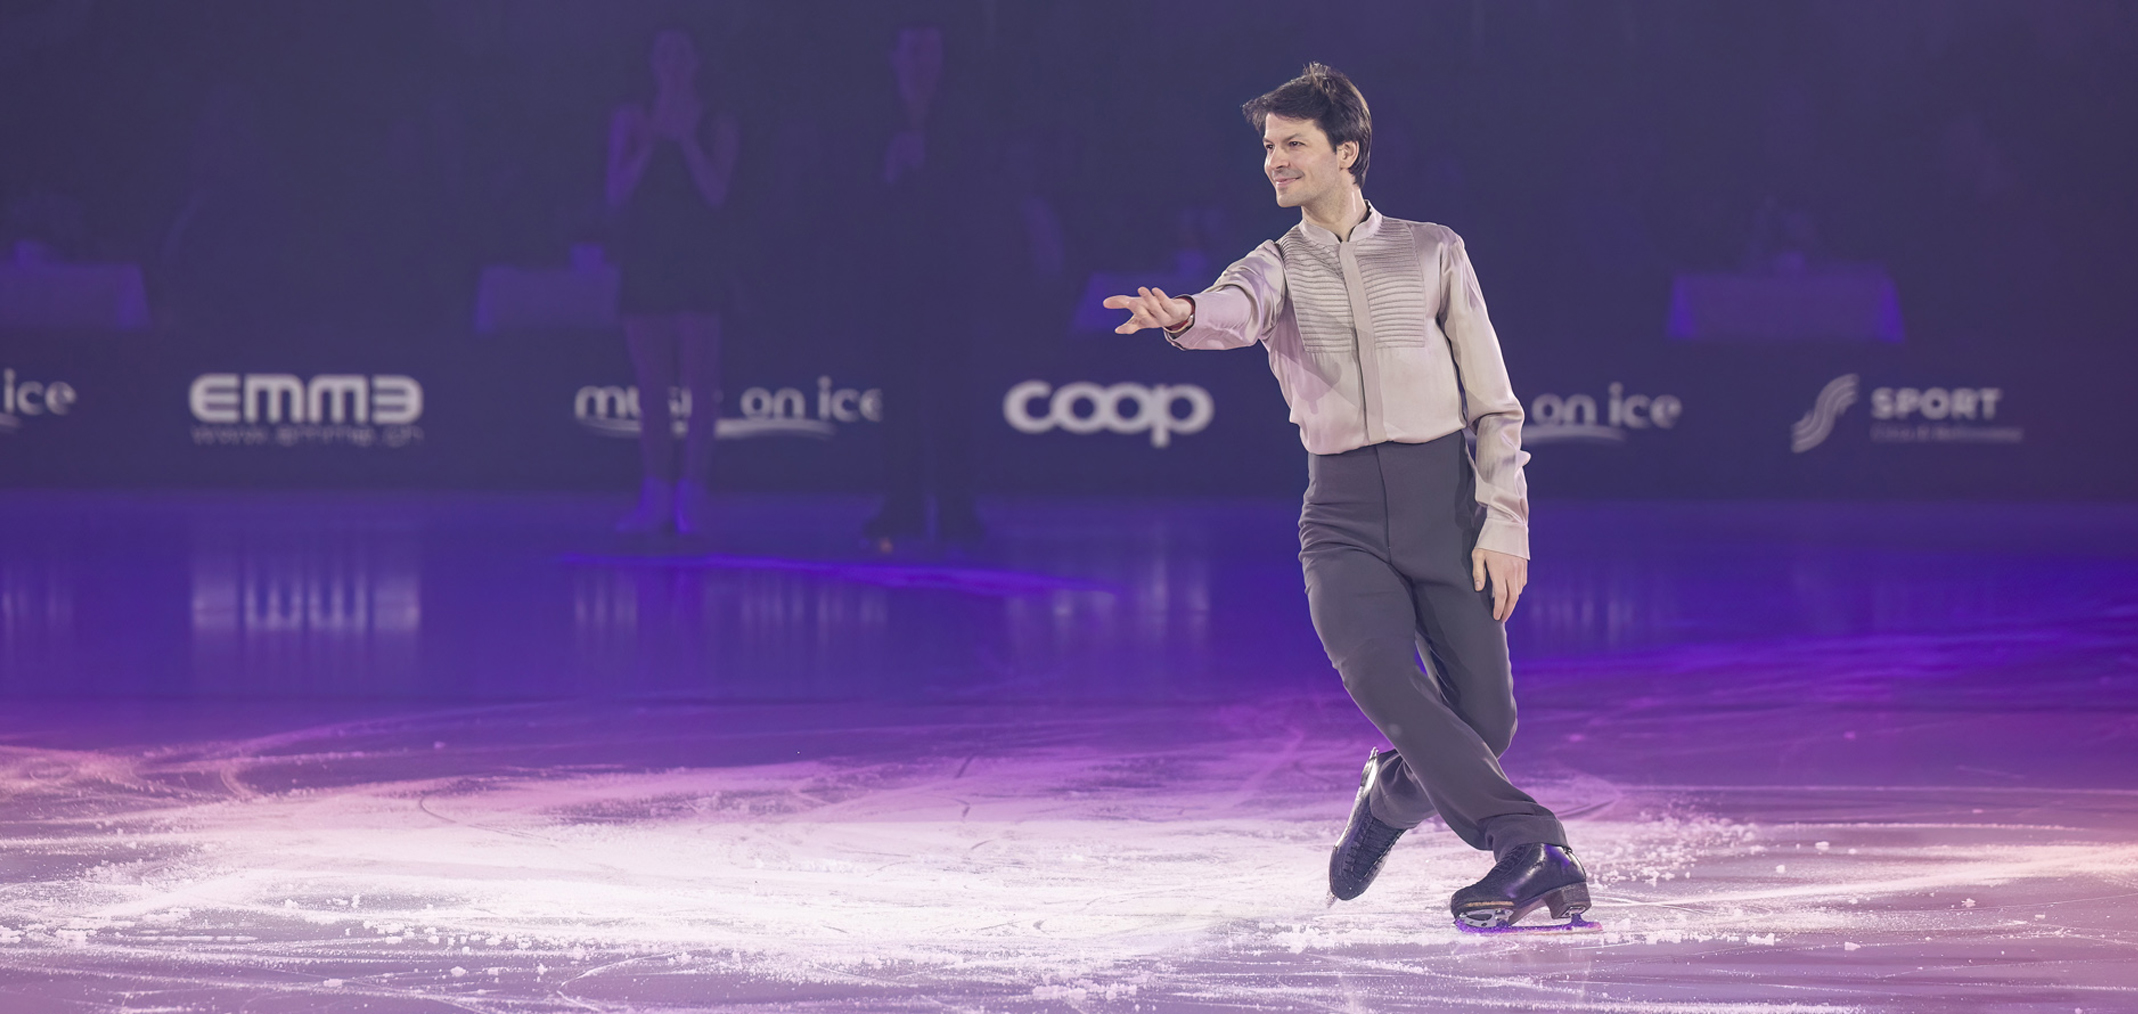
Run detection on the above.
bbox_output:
[973,334,1304,493]
[0,367,79,435]
[1506,343,2055,498]
[188,372,426,449]
[0,334,463,487]
[1791,374,2020,453]
[0,341,164,485]
[1526,382,1685,445]
[0,326,2125,498]
[1002,379,1214,449]
[572,376,881,441]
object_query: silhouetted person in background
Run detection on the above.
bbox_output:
[862,23,984,551]
[160,83,295,334]
[607,29,739,534]
[1743,196,1822,274]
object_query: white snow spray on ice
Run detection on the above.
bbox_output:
[1,702,2135,1012]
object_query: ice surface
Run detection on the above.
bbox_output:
[1,697,2134,1012]
[0,494,2134,1011]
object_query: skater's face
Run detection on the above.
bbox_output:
[1262,113,1358,209]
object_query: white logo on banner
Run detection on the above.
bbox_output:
[1793,374,2019,452]
[0,368,78,434]
[1527,383,1682,444]
[1003,380,1214,449]
[573,375,880,440]
[189,373,425,448]
[1791,374,1859,453]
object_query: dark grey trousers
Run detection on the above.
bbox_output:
[1300,435,1568,860]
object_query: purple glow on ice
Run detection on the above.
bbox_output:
[561,550,1119,597]
[2,494,2135,1010]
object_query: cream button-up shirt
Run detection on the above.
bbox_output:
[1165,204,1532,558]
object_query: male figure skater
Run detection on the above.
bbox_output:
[1105,64,1588,930]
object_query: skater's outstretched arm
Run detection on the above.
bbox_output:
[1105,241,1286,350]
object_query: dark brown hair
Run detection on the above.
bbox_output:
[1242,62,1372,186]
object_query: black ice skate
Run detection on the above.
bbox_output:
[1328,749,1406,901]
[1449,843,1597,933]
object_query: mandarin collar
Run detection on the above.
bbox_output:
[1297,201,1382,248]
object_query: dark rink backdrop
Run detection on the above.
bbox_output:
[3,0,2133,498]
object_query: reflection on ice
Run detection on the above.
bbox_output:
[0,558,71,667]
[189,533,421,694]
[190,544,420,636]
[8,494,2135,701]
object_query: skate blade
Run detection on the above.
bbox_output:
[1455,883,1591,930]
[1455,913,1602,935]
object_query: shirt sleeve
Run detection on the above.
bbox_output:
[1439,232,1532,560]
[1164,241,1286,351]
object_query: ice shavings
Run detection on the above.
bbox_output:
[1,705,2135,1012]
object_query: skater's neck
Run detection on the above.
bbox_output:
[1300,186,1370,242]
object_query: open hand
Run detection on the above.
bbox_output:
[1471,547,1528,622]
[1101,287,1193,334]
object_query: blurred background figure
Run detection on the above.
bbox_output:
[1743,197,1822,274]
[862,21,985,552]
[606,28,739,534]
[159,82,295,334]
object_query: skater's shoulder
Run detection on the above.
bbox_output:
[1354,210,1463,250]
[1376,213,1462,246]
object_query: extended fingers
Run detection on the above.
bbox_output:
[1134,287,1171,327]
[1471,550,1487,592]
[1109,289,1153,333]
[1108,288,1184,333]
[1137,287,1163,317]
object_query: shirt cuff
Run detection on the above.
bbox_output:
[1161,296,1197,344]
[1475,517,1529,560]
